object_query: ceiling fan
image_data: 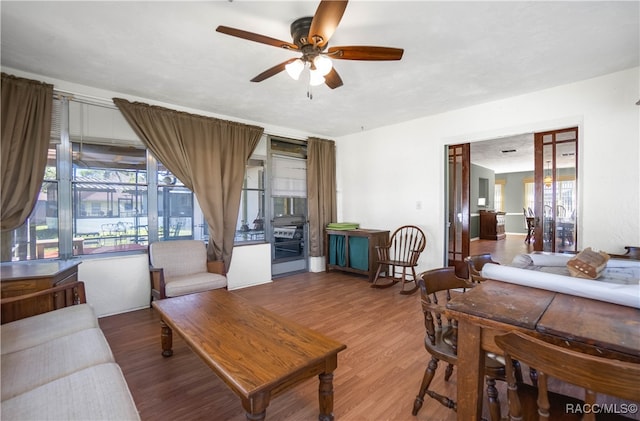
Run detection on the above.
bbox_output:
[216,0,404,91]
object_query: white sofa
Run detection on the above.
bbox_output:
[0,281,140,420]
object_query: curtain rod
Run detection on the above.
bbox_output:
[52,89,307,141]
[53,89,117,110]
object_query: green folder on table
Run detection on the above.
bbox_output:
[326,222,360,230]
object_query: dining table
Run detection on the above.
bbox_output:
[445,279,640,421]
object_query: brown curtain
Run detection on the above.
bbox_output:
[1,73,53,232]
[307,137,337,257]
[113,98,263,269]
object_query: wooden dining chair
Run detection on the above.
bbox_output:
[495,331,640,421]
[523,209,536,244]
[412,267,516,420]
[464,253,499,283]
[371,225,426,294]
[609,246,640,260]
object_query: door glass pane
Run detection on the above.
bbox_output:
[448,145,466,266]
[539,128,577,253]
[271,155,306,263]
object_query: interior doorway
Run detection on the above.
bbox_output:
[446,127,579,266]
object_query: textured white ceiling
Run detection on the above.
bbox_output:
[1,1,638,154]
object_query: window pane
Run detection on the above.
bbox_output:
[155,164,207,242]
[494,183,503,212]
[73,143,146,183]
[72,143,148,255]
[158,186,194,240]
[236,190,265,242]
[45,143,57,180]
[2,182,58,261]
[236,159,265,244]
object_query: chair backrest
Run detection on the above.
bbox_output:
[149,240,208,280]
[388,225,426,266]
[417,267,471,351]
[464,253,499,283]
[495,331,640,421]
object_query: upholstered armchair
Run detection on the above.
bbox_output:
[149,240,227,303]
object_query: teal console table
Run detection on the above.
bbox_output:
[325,228,389,281]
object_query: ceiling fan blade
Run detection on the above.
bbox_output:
[250,58,298,83]
[327,46,404,61]
[308,0,348,48]
[216,26,298,50]
[324,68,344,89]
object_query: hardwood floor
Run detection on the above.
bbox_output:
[100,271,475,421]
[470,233,534,265]
[99,254,636,421]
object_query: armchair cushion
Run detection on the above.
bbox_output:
[149,240,227,299]
[164,272,227,297]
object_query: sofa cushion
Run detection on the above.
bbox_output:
[1,328,115,401]
[1,363,140,420]
[164,272,227,297]
[0,304,98,355]
[149,240,208,279]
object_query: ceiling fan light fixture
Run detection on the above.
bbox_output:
[285,58,304,80]
[309,68,325,86]
[313,55,332,76]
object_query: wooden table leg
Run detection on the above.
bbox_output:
[160,320,173,357]
[244,411,266,421]
[243,393,269,421]
[456,320,484,420]
[318,372,335,421]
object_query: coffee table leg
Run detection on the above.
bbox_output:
[243,394,269,421]
[160,320,173,357]
[244,410,266,421]
[318,372,335,421]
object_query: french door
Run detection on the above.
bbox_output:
[447,143,470,275]
[445,127,578,267]
[533,128,578,252]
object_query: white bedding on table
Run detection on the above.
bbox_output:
[481,254,640,309]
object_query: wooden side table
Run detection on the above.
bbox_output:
[1,260,81,323]
[325,228,389,281]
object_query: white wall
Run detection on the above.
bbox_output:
[335,68,640,273]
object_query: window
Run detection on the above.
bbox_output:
[2,97,264,262]
[72,143,148,254]
[157,163,204,241]
[524,178,535,213]
[494,179,505,212]
[235,158,265,243]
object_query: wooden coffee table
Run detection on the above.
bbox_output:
[152,290,347,421]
